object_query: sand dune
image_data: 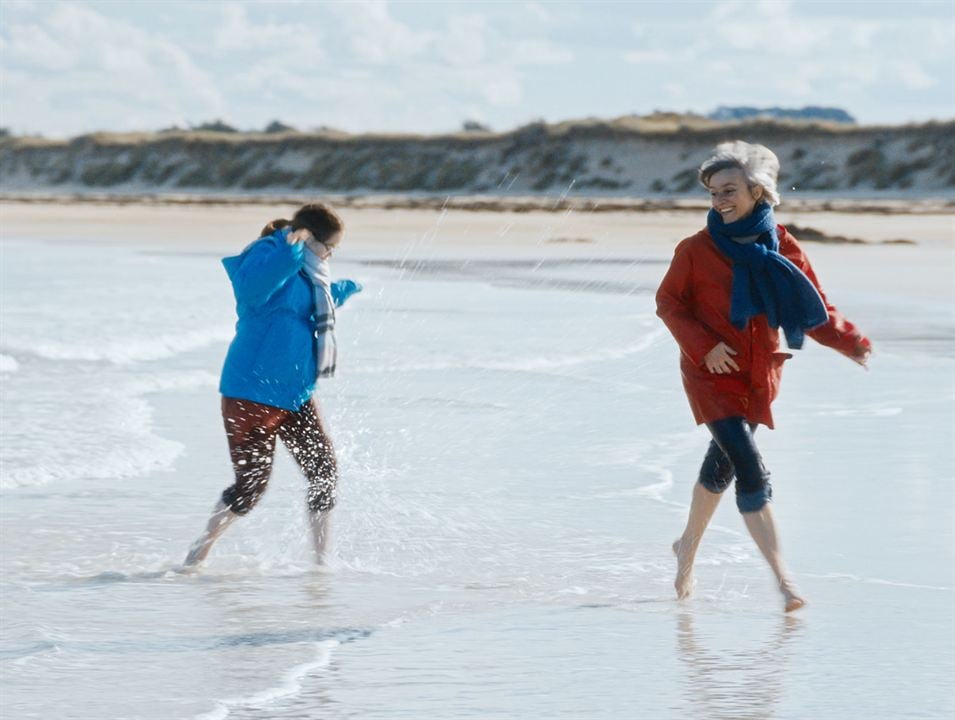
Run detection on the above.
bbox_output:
[2,116,953,199]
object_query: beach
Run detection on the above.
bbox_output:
[1,200,952,719]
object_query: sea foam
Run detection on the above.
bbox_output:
[1,326,232,365]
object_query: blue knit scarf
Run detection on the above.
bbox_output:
[706,203,827,349]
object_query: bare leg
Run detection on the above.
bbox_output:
[673,482,724,599]
[279,398,338,567]
[184,499,239,567]
[309,510,332,564]
[742,505,806,612]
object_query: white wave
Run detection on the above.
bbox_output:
[195,640,340,720]
[590,429,699,508]
[0,354,19,373]
[0,370,213,489]
[355,326,667,375]
[558,586,590,595]
[814,404,903,418]
[804,572,952,592]
[123,370,219,395]
[480,327,666,372]
[0,428,183,489]
[2,325,232,365]
[696,543,756,566]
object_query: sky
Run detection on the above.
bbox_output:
[1,0,952,137]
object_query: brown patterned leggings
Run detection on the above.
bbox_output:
[220,396,338,516]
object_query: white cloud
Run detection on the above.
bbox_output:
[926,21,955,50]
[710,1,744,21]
[511,39,573,66]
[213,3,315,54]
[623,50,673,64]
[829,58,880,89]
[896,61,937,90]
[330,0,432,64]
[481,71,523,107]
[523,1,554,24]
[2,23,76,70]
[664,82,687,99]
[713,16,829,54]
[208,2,326,108]
[0,3,224,134]
[848,21,882,49]
[754,0,791,19]
[435,14,488,66]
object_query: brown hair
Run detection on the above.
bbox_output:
[290,203,344,243]
[260,218,290,237]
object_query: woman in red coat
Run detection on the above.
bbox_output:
[656,141,871,612]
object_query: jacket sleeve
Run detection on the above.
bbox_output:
[782,231,870,359]
[655,241,722,366]
[226,236,304,308]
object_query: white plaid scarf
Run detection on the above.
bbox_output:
[301,247,337,378]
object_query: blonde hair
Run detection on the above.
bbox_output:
[698,141,781,206]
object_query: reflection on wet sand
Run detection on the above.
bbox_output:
[676,611,803,720]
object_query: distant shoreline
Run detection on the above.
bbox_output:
[2,192,953,215]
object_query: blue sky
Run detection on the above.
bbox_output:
[1,0,952,137]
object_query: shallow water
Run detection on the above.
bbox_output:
[1,229,952,719]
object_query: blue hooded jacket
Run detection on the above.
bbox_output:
[218,228,360,410]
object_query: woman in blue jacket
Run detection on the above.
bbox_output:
[184,203,361,567]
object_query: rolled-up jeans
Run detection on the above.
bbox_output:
[697,416,772,513]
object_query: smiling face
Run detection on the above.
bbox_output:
[707,168,763,223]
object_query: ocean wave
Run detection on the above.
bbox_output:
[194,630,374,720]
[0,370,214,489]
[804,572,952,592]
[813,404,903,418]
[123,370,220,394]
[355,326,667,375]
[0,433,184,489]
[0,354,19,373]
[1,326,232,365]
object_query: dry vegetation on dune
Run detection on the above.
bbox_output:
[2,116,953,199]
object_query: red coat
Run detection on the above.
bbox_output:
[655,225,868,429]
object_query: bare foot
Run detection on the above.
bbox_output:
[780,580,806,612]
[183,502,238,568]
[673,538,695,600]
[183,541,209,568]
[309,510,332,565]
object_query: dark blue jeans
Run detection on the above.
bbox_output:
[698,416,772,513]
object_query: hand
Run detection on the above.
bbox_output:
[703,342,739,374]
[331,279,363,307]
[287,228,313,245]
[851,339,872,370]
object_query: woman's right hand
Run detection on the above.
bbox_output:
[850,338,872,370]
[287,228,313,245]
[703,342,739,374]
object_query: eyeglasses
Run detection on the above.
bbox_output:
[308,238,334,258]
